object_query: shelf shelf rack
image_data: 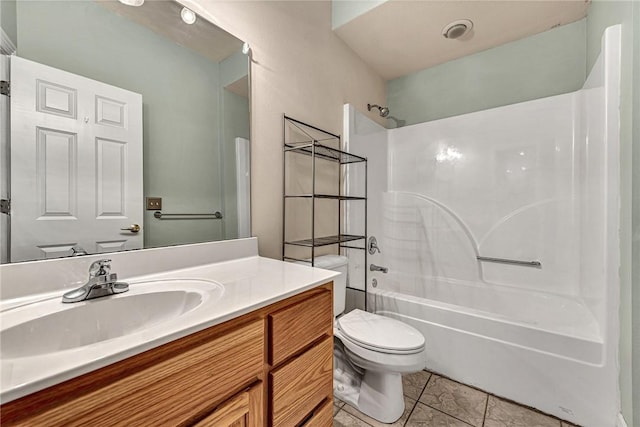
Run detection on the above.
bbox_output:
[282,116,368,291]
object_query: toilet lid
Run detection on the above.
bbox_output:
[336,309,425,352]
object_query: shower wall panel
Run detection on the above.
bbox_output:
[387,93,580,296]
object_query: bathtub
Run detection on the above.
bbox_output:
[370,274,612,427]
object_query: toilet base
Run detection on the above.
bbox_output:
[357,370,404,423]
[334,352,405,424]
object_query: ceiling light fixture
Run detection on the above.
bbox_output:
[181,7,197,25]
[118,0,144,6]
[442,19,473,40]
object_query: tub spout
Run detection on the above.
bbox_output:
[370,264,388,273]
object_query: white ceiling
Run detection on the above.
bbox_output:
[334,0,590,80]
[97,0,243,63]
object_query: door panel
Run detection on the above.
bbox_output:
[36,127,77,217]
[11,56,143,262]
[95,240,127,253]
[95,96,126,127]
[96,137,126,217]
[37,243,77,259]
[36,80,77,119]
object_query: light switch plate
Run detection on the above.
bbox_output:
[146,197,162,210]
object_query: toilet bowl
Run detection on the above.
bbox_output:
[334,309,426,423]
[304,255,427,423]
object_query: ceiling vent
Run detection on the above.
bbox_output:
[442,19,474,39]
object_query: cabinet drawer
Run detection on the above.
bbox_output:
[303,399,334,427]
[270,337,333,427]
[269,289,332,366]
[7,320,264,427]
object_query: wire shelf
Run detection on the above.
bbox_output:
[284,234,365,248]
[283,115,368,309]
[284,142,366,164]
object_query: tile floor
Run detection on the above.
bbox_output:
[333,370,579,427]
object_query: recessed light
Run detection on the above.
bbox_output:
[181,7,197,25]
[442,19,474,40]
[118,0,144,6]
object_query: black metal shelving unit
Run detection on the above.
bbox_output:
[282,116,368,298]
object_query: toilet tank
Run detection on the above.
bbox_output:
[299,255,348,317]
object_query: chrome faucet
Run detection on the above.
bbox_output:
[370,264,388,273]
[62,259,129,303]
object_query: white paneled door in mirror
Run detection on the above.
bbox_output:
[10,56,143,262]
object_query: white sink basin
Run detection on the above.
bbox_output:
[0,279,224,358]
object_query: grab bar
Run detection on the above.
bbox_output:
[476,256,541,268]
[153,211,223,220]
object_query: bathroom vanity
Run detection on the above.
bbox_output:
[0,238,337,426]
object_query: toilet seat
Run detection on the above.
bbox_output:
[334,327,427,374]
[336,309,425,355]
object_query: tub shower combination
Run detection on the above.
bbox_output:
[344,26,621,427]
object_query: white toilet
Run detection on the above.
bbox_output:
[311,255,427,424]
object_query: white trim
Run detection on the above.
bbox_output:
[616,413,629,427]
[0,54,9,263]
[235,137,251,238]
[1,27,16,55]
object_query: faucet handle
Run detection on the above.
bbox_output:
[368,236,381,255]
[89,259,112,277]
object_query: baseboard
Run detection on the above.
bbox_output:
[617,413,629,427]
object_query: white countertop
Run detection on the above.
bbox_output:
[0,251,338,404]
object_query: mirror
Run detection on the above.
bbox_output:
[1,0,250,263]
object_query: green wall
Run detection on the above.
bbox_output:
[220,50,248,88]
[387,19,586,126]
[586,2,637,426]
[332,0,387,30]
[219,51,250,240]
[15,1,247,249]
[0,0,17,48]
[221,89,250,240]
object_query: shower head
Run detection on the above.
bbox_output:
[368,103,390,118]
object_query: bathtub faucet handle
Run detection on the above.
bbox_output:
[368,236,381,255]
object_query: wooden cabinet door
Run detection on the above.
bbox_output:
[194,383,262,427]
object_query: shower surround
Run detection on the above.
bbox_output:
[344,26,621,427]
